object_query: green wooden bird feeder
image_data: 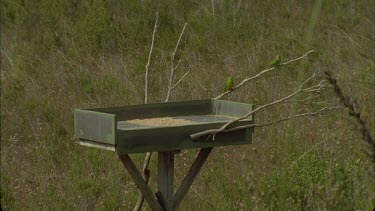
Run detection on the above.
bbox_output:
[75,99,254,210]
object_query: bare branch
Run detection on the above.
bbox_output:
[214,50,315,99]
[223,106,340,133]
[283,95,321,103]
[281,50,315,66]
[165,22,188,102]
[174,59,182,71]
[135,13,158,211]
[144,13,159,104]
[173,24,188,59]
[171,70,190,90]
[190,72,323,140]
[301,79,327,92]
[136,22,188,211]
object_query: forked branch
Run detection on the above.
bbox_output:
[215,50,315,99]
[136,21,190,211]
[165,23,189,102]
[190,71,327,140]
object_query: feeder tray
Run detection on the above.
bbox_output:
[75,99,254,210]
[75,99,254,154]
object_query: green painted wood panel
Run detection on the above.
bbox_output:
[213,100,254,119]
[90,99,212,121]
[115,121,253,155]
[74,109,116,145]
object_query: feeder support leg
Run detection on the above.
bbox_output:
[118,154,163,211]
[173,147,213,210]
[158,152,175,211]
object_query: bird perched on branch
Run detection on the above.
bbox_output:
[225,76,235,91]
[269,55,281,68]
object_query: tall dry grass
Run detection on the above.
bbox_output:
[1,0,374,210]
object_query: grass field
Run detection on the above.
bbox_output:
[1,0,375,210]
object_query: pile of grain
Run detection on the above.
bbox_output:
[123,117,194,127]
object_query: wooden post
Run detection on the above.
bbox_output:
[158,152,175,211]
[119,149,212,211]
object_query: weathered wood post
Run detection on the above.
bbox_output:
[157,151,175,210]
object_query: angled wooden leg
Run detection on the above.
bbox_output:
[118,154,163,211]
[173,147,213,210]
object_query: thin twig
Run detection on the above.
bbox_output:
[144,13,159,104]
[135,13,159,211]
[135,22,189,211]
[222,106,339,133]
[171,70,191,90]
[165,23,188,102]
[174,59,182,71]
[283,95,321,103]
[190,72,326,140]
[214,50,315,99]
[281,50,315,66]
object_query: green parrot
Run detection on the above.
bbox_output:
[225,76,235,91]
[269,55,281,67]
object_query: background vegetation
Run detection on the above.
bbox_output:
[1,0,374,210]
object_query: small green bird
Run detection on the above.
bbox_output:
[269,55,281,68]
[225,76,235,91]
